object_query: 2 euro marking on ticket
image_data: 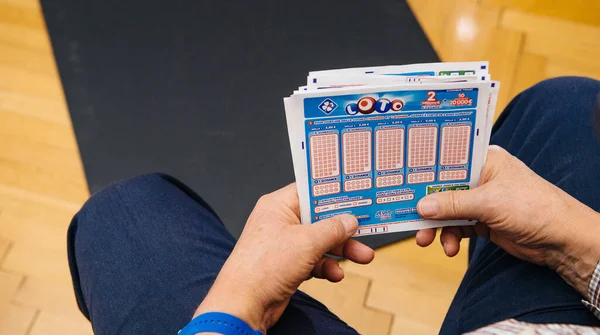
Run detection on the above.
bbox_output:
[284,62,500,236]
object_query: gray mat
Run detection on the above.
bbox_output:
[41,0,439,247]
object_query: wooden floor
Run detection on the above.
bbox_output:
[0,0,598,333]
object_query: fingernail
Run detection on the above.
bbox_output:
[340,215,357,233]
[418,198,439,217]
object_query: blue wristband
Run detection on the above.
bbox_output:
[178,312,264,335]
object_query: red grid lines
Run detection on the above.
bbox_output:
[342,131,372,175]
[440,125,471,166]
[375,128,404,171]
[408,126,438,168]
[309,133,340,180]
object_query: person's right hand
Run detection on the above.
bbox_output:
[415,145,600,296]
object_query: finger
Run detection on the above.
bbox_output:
[440,227,462,257]
[312,256,344,282]
[416,228,436,247]
[323,259,344,282]
[417,187,487,221]
[440,226,463,257]
[305,214,358,255]
[344,239,375,264]
[312,256,330,278]
[328,239,374,264]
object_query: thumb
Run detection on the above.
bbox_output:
[417,188,486,221]
[305,214,358,255]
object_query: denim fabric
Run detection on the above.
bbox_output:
[68,77,600,334]
[68,173,357,335]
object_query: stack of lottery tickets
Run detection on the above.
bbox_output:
[283,62,500,236]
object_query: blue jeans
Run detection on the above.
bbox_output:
[68,77,600,334]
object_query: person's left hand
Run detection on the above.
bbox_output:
[194,183,374,333]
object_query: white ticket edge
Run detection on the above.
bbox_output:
[295,73,486,94]
[308,61,489,77]
[284,81,494,234]
[481,81,501,167]
[284,96,311,220]
[306,74,482,90]
[357,219,475,235]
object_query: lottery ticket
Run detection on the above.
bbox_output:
[284,62,499,236]
[308,61,489,81]
[307,74,480,90]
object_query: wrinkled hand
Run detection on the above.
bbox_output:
[416,145,600,295]
[195,184,374,332]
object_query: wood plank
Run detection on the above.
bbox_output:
[480,0,535,8]
[0,110,77,149]
[344,237,468,274]
[510,52,548,98]
[436,1,502,62]
[29,310,93,335]
[0,2,45,31]
[0,237,9,264]
[368,276,460,332]
[0,206,72,252]
[545,60,600,81]
[524,34,600,71]
[0,183,83,213]
[415,0,522,113]
[0,22,50,52]
[345,249,465,300]
[482,0,600,27]
[501,10,600,46]
[0,65,63,100]
[0,194,77,225]
[485,29,523,116]
[0,132,83,178]
[0,43,56,75]
[300,273,394,335]
[0,90,71,126]
[13,276,81,316]
[391,317,439,335]
[0,303,37,335]
[342,238,467,332]
[1,243,71,282]
[0,157,88,204]
[0,270,23,302]
[0,0,40,11]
